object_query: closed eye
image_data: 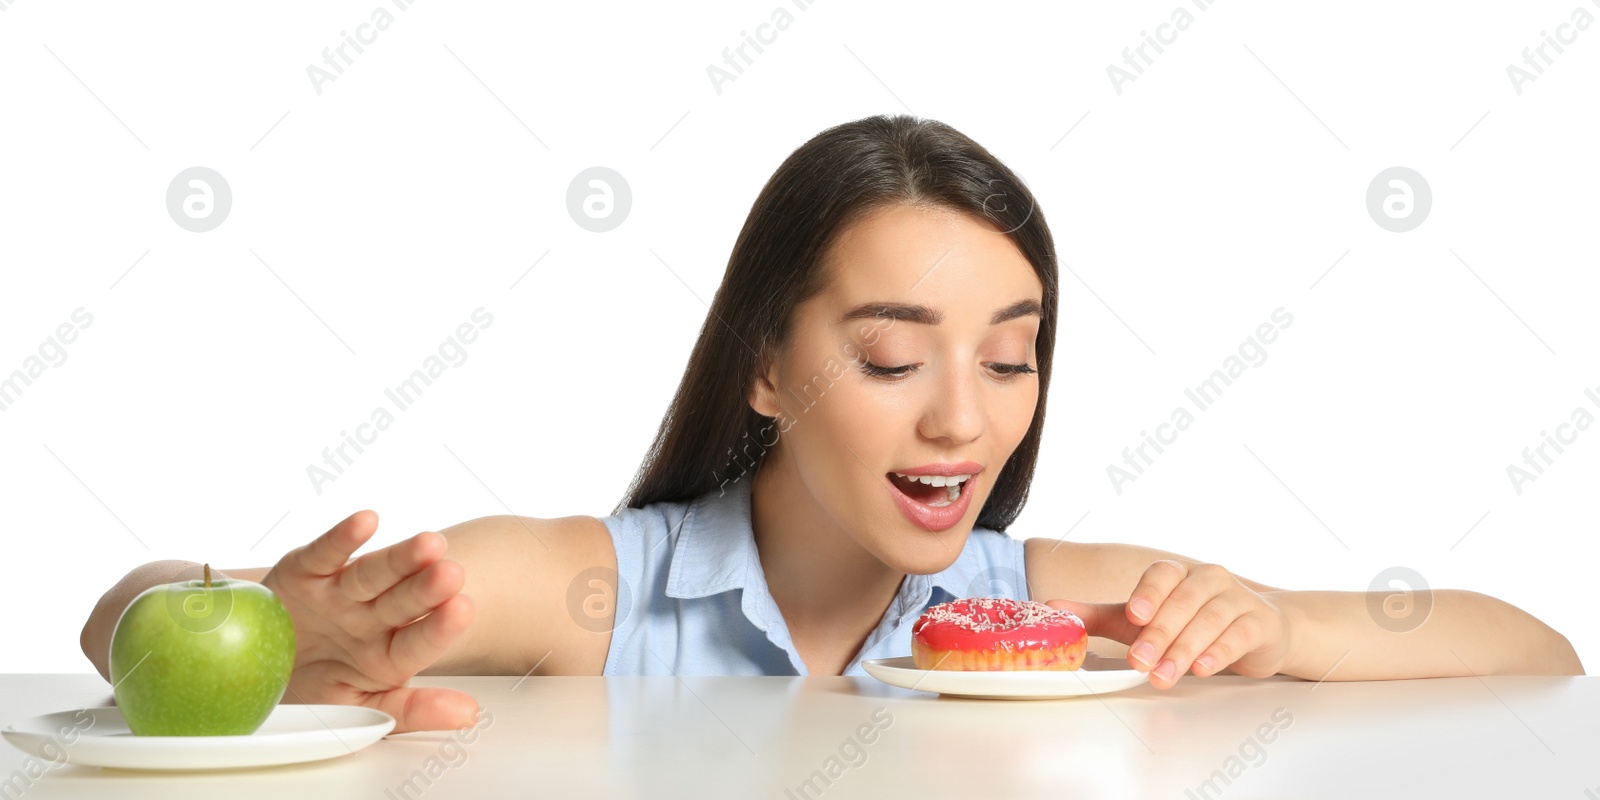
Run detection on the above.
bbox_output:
[858,362,1037,381]
[990,363,1037,377]
[860,362,916,379]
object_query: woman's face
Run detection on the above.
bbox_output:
[750,202,1044,575]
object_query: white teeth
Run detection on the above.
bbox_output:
[891,472,970,508]
[893,472,973,487]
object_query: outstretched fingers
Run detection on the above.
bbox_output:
[387,593,475,679]
[339,531,447,603]
[370,559,466,632]
[291,510,380,577]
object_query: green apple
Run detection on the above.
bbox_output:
[109,564,296,736]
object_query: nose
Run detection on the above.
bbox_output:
[916,358,985,446]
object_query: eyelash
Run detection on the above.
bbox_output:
[859,362,1037,381]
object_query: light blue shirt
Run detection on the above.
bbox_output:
[599,474,1032,676]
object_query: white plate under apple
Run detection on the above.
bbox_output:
[2,704,394,770]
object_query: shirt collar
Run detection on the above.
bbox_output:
[664,476,760,600]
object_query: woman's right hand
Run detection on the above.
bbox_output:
[258,510,480,734]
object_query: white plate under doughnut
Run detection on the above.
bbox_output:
[861,653,1148,699]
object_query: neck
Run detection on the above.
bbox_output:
[749,451,905,661]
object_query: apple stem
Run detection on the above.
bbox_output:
[204,563,211,588]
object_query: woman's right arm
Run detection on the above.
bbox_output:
[418,512,617,677]
[79,510,618,733]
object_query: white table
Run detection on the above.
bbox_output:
[1,671,1594,798]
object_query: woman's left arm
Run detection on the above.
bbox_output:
[1268,589,1583,681]
[1026,540,1584,688]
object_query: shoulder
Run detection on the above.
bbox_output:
[597,496,695,560]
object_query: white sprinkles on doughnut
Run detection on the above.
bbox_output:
[917,597,1082,633]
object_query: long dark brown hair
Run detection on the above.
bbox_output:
[615,114,1058,533]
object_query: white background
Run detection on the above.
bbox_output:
[1,1,1595,674]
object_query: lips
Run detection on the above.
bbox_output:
[885,469,979,533]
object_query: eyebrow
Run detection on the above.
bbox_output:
[837,298,1042,326]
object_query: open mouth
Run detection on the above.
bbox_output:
[887,472,969,508]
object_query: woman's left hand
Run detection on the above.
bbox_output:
[1048,560,1293,688]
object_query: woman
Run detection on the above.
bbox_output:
[80,115,1583,735]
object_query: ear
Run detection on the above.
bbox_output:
[748,352,785,420]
